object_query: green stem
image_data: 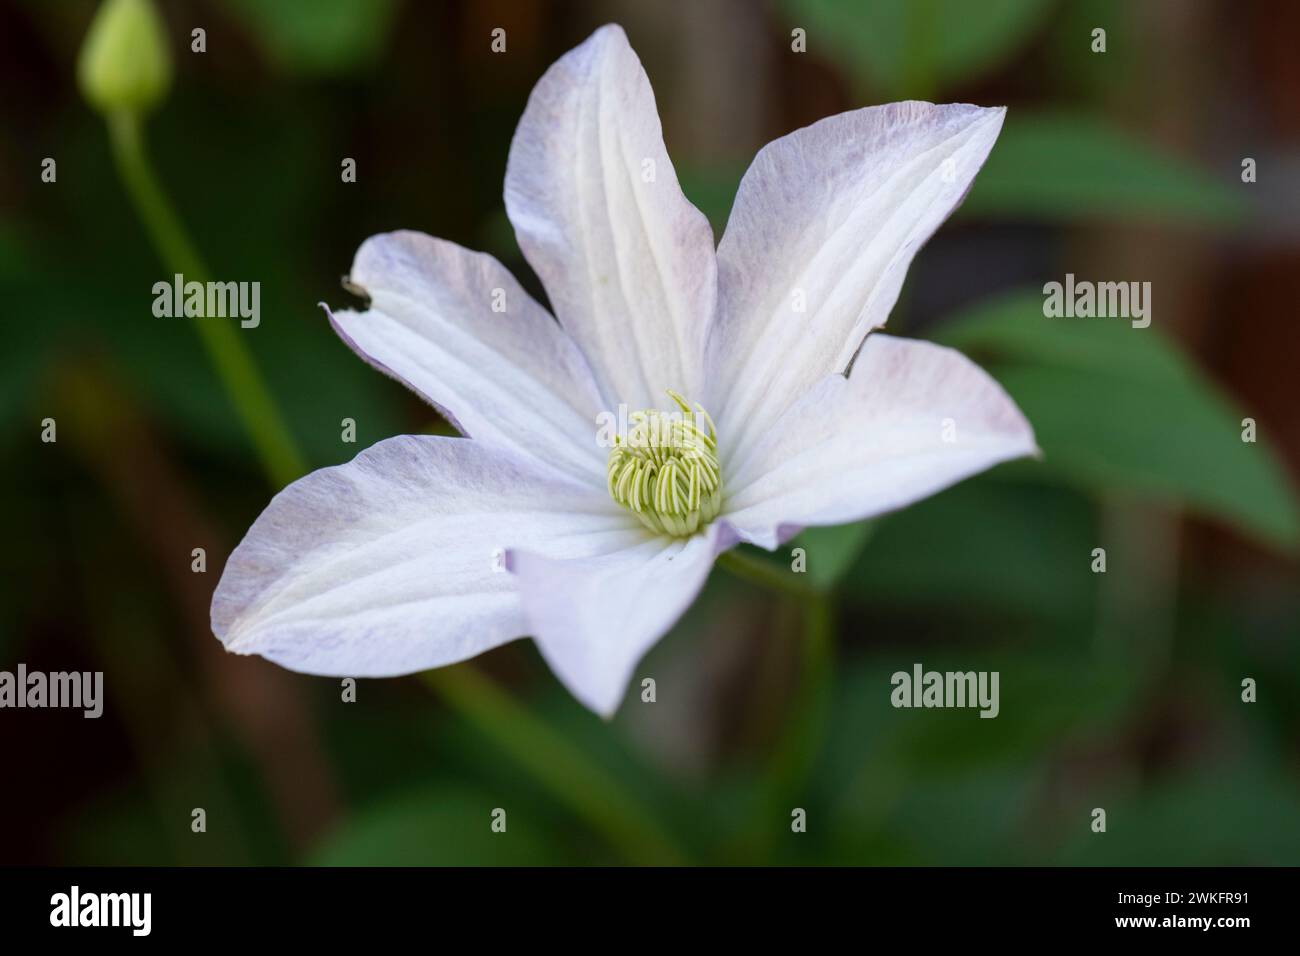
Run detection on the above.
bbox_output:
[739,593,834,861]
[717,547,822,600]
[422,667,687,865]
[105,109,305,487]
[717,555,835,862]
[719,546,835,818]
[769,595,835,794]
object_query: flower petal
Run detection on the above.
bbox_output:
[330,231,607,487]
[709,102,1005,463]
[212,435,641,677]
[505,24,717,412]
[509,522,733,717]
[724,335,1037,549]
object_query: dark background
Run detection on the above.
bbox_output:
[1,0,1297,865]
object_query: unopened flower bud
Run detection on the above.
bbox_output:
[78,0,172,115]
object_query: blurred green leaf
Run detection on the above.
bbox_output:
[222,0,397,76]
[845,477,1098,623]
[964,113,1247,224]
[937,291,1300,550]
[792,522,875,591]
[877,766,1041,864]
[1059,756,1300,865]
[677,163,746,237]
[823,650,1139,781]
[939,289,1189,384]
[0,221,36,279]
[814,649,1143,863]
[61,782,180,866]
[1044,0,1136,103]
[312,784,563,865]
[888,651,1141,770]
[782,0,1055,98]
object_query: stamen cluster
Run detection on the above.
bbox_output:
[607,391,722,537]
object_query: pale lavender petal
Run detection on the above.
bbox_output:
[212,435,641,676]
[505,24,717,412]
[709,102,1006,464]
[331,231,607,487]
[724,335,1037,549]
[509,521,734,717]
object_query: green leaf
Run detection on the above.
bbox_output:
[791,521,875,591]
[221,0,397,76]
[311,784,563,866]
[677,162,747,236]
[885,651,1141,771]
[963,113,1247,225]
[781,0,1054,99]
[814,650,1143,863]
[1059,755,1300,865]
[936,291,1300,550]
[844,477,1098,624]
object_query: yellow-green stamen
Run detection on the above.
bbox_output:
[607,390,722,538]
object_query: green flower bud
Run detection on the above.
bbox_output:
[78,0,173,115]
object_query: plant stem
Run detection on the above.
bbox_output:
[770,594,835,795]
[738,592,833,860]
[717,546,822,600]
[105,109,305,488]
[712,589,836,863]
[718,546,835,788]
[422,667,687,865]
[717,547,836,861]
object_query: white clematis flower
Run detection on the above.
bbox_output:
[211,24,1037,717]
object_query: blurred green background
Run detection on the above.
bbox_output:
[2,0,1298,866]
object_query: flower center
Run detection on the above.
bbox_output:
[607,390,722,538]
